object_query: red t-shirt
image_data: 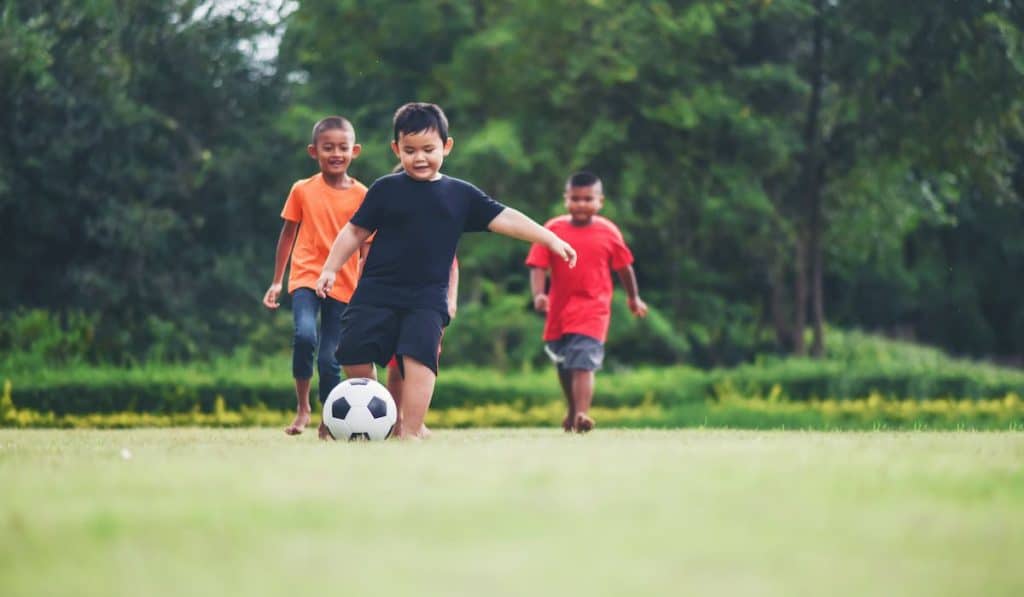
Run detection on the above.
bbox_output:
[525,215,634,343]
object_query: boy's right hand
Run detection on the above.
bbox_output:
[263,283,283,309]
[315,271,335,298]
[533,293,549,313]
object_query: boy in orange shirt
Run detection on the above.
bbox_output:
[263,116,368,435]
[526,171,648,433]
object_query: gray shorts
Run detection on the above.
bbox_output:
[544,334,605,371]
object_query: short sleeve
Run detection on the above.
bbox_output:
[463,184,506,232]
[608,224,634,270]
[280,182,303,222]
[350,178,387,232]
[525,242,550,269]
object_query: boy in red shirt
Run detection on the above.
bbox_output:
[526,171,648,433]
[263,116,369,435]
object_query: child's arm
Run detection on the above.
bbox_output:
[488,208,577,267]
[615,265,649,317]
[315,222,373,298]
[447,258,459,320]
[529,267,549,313]
[263,221,299,309]
[357,239,371,275]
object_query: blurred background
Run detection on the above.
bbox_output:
[2,0,1023,376]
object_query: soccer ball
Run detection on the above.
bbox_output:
[322,378,397,441]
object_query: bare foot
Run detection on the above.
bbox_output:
[561,416,574,433]
[284,411,311,435]
[318,421,332,441]
[574,413,595,433]
[393,424,430,440]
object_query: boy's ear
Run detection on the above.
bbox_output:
[306,144,317,160]
[351,143,362,158]
[390,141,401,158]
[443,137,454,156]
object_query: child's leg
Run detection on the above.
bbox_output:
[556,366,575,431]
[287,378,312,434]
[391,308,444,439]
[315,297,346,405]
[388,359,433,439]
[287,289,319,435]
[396,356,436,439]
[342,363,376,380]
[553,335,602,433]
[386,358,404,429]
[571,369,596,432]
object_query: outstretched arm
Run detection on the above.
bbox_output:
[488,208,577,267]
[316,222,372,297]
[263,221,299,309]
[529,267,549,313]
[615,265,648,317]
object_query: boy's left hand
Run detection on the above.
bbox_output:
[628,296,648,318]
[548,237,577,268]
[447,300,457,320]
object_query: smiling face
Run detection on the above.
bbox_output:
[307,127,360,179]
[564,181,604,225]
[391,128,453,181]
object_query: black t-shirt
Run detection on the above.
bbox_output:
[350,172,506,315]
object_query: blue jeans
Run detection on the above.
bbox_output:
[291,288,346,403]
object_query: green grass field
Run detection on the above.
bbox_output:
[2,429,1023,596]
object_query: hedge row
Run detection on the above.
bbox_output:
[5,358,1024,416]
[3,390,1021,431]
[706,359,1024,402]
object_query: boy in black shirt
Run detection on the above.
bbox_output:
[316,102,576,439]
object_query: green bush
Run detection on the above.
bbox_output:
[3,382,1021,431]
[5,358,1023,416]
[0,309,98,371]
[710,359,1024,401]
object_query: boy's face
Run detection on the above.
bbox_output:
[564,182,604,225]
[307,128,360,178]
[391,129,453,181]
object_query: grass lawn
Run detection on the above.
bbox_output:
[2,429,1023,597]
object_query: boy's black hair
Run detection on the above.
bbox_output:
[311,116,354,146]
[567,171,601,188]
[393,102,449,143]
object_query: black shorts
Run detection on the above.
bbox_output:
[335,303,446,375]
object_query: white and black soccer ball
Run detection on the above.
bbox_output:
[322,378,397,441]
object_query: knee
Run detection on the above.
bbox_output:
[317,351,337,372]
[293,328,317,353]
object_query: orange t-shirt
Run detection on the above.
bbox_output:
[280,173,368,303]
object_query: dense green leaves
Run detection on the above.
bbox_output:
[2,0,1023,366]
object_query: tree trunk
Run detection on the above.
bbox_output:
[796,0,826,358]
[809,183,826,357]
[769,263,791,351]
[807,1,827,358]
[792,238,808,356]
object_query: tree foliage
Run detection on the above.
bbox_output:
[2,0,1023,366]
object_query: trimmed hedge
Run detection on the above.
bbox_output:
[5,358,1024,415]
[3,390,1021,431]
[708,359,1024,402]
